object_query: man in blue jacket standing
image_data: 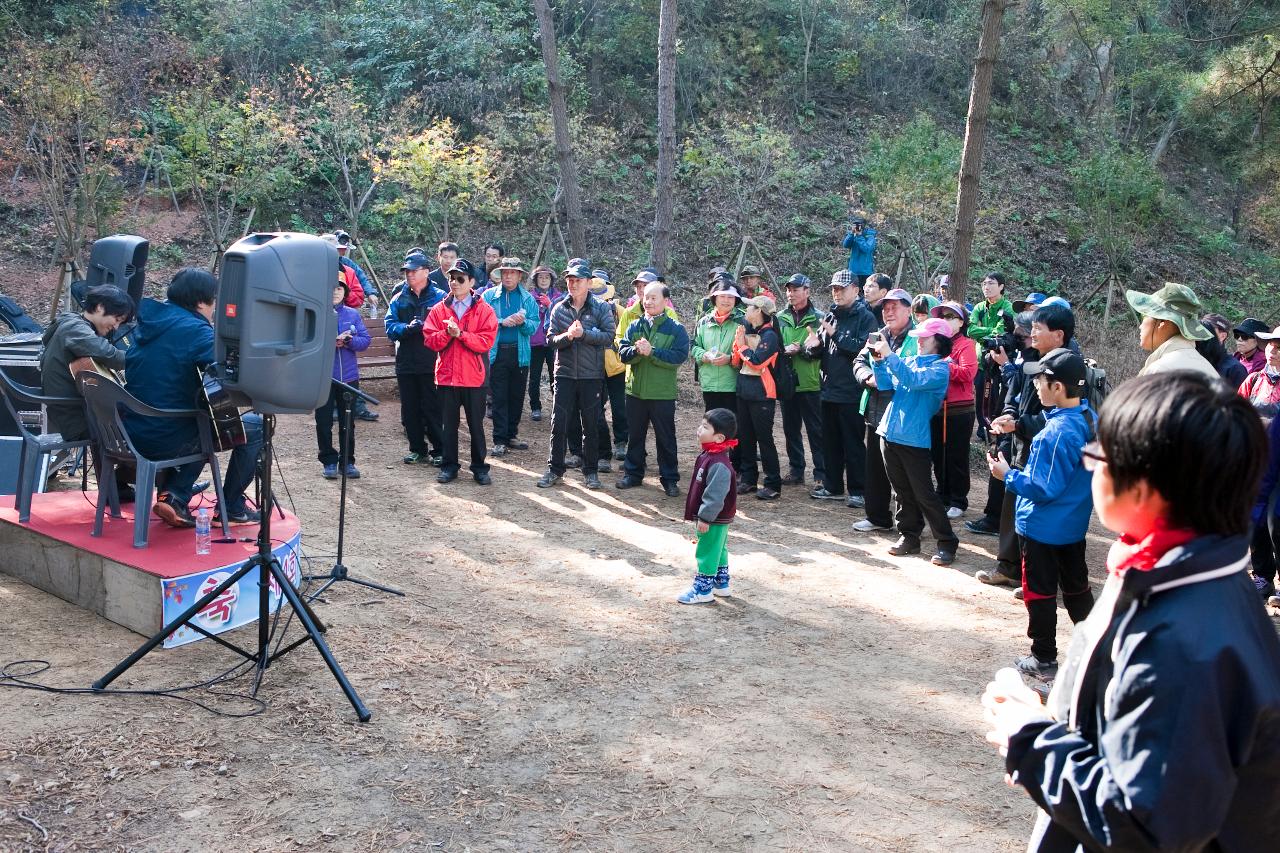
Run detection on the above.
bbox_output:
[125,268,264,527]
[842,215,876,280]
[987,348,1095,680]
[870,316,958,565]
[386,251,447,465]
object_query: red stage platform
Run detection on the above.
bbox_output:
[0,490,302,647]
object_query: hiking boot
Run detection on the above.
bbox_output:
[1015,654,1058,680]
[976,567,1018,586]
[887,537,921,556]
[713,566,731,596]
[507,440,529,451]
[584,473,602,490]
[153,492,195,528]
[344,464,361,479]
[852,518,893,532]
[214,505,261,525]
[662,482,680,497]
[474,472,492,485]
[931,549,956,566]
[322,463,339,480]
[677,574,716,604]
[598,458,612,473]
[737,482,756,495]
[616,476,642,489]
[946,506,964,519]
[437,470,457,483]
[530,409,542,422]
[756,487,780,500]
[809,486,844,500]
[565,454,582,469]
[427,453,444,467]
[491,444,507,457]
[846,494,866,508]
[355,409,379,422]
[1252,575,1276,600]
[536,471,562,488]
[964,517,1000,536]
[613,442,627,461]
[402,452,423,465]
[781,472,804,486]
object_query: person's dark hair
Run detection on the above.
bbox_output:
[484,243,504,256]
[911,294,934,316]
[704,407,737,440]
[1032,303,1075,344]
[932,333,955,358]
[167,268,218,312]
[437,242,459,255]
[983,272,1006,290]
[1014,309,1036,333]
[1202,313,1230,337]
[869,273,892,291]
[1098,372,1265,536]
[1194,321,1233,370]
[83,284,135,322]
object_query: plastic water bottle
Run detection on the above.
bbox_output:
[195,508,211,555]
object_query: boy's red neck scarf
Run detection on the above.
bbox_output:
[1105,518,1197,576]
[701,439,738,454]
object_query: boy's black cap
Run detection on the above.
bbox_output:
[1023,347,1086,388]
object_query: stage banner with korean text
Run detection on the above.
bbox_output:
[159,532,303,649]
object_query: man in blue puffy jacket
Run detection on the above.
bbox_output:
[125,268,264,528]
[988,348,1095,680]
[841,216,876,279]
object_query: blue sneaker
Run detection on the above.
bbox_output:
[677,574,716,604]
[713,566,731,596]
[344,463,361,480]
[322,463,338,480]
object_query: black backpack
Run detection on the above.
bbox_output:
[1083,359,1110,411]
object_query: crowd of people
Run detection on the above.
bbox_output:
[31,224,1280,850]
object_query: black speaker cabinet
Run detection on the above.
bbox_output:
[85,234,149,305]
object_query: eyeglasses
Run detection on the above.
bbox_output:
[1081,441,1107,472]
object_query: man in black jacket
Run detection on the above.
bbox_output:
[39,285,134,441]
[808,270,877,507]
[386,251,447,465]
[538,258,616,490]
[852,288,914,532]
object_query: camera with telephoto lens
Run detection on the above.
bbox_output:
[982,331,1021,354]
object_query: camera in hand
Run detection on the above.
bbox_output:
[866,331,882,345]
[982,331,1021,354]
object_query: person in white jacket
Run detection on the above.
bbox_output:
[1126,282,1218,379]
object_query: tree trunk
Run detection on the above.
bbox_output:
[650,0,679,275]
[1149,112,1178,166]
[532,0,587,257]
[949,0,1009,305]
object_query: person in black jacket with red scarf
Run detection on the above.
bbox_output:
[983,372,1280,853]
[732,295,784,500]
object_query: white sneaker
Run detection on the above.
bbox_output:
[946,506,963,519]
[853,518,893,532]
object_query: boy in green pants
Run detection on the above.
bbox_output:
[679,408,739,604]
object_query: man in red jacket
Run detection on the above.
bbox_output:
[424,259,499,485]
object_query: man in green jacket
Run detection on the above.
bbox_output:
[969,271,1015,436]
[617,281,690,495]
[777,274,825,486]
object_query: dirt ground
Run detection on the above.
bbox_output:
[0,385,1172,852]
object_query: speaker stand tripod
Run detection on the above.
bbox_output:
[302,381,403,601]
[92,414,371,722]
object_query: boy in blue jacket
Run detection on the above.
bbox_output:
[987,348,1094,680]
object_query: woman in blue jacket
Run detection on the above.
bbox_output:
[870,317,959,565]
[317,277,370,480]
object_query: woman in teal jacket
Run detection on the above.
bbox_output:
[870,317,960,565]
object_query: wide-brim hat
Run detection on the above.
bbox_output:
[1254,325,1280,342]
[909,317,957,339]
[1125,283,1211,341]
[495,256,527,273]
[589,278,616,301]
[707,282,742,301]
[1234,317,1270,339]
[930,301,969,323]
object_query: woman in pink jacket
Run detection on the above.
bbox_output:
[929,301,978,518]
